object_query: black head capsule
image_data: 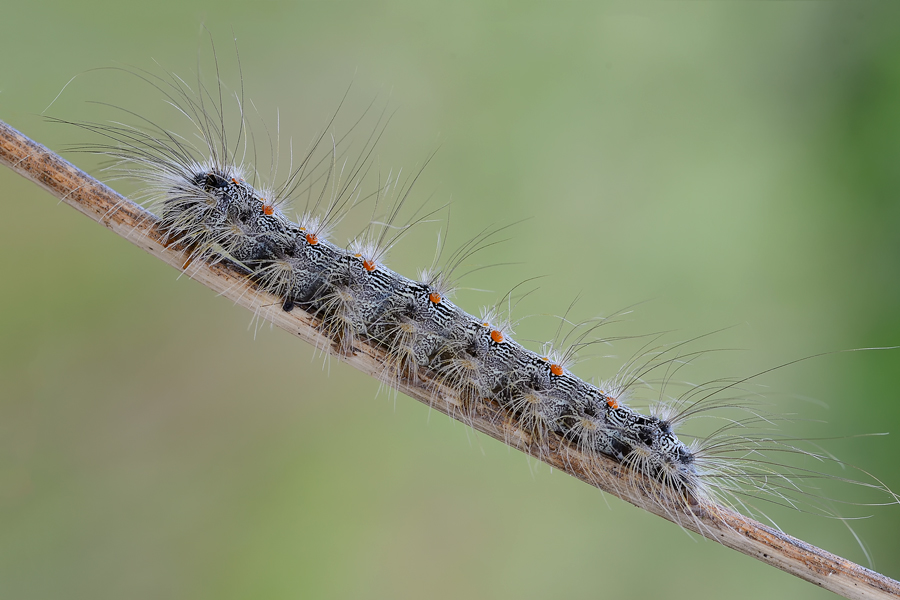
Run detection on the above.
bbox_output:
[679,451,695,467]
[199,171,230,191]
[674,442,695,466]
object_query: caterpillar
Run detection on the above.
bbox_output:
[61,57,758,520]
[3,43,899,600]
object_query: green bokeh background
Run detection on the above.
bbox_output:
[2,2,900,599]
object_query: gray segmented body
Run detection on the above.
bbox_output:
[158,167,698,491]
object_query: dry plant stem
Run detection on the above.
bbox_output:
[2,118,898,600]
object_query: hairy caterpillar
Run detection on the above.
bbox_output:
[60,52,863,521]
[64,60,709,498]
[1,35,900,600]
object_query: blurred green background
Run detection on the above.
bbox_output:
[2,2,900,599]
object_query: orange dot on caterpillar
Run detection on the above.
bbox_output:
[538,355,565,376]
